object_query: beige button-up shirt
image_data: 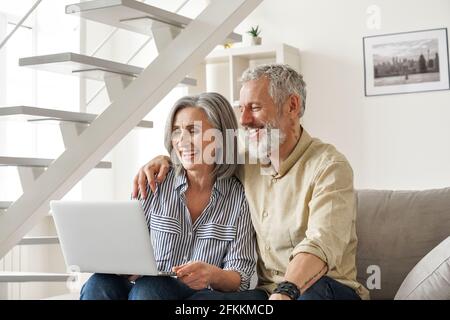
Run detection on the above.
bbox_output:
[240,129,370,299]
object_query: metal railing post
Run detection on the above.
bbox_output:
[0,0,43,52]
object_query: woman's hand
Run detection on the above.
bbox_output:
[132,155,171,199]
[118,274,141,282]
[127,275,141,282]
[173,261,218,290]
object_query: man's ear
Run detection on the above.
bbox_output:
[288,94,301,117]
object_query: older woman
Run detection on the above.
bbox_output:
[80,92,259,300]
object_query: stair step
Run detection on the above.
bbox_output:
[66,0,241,44]
[1,202,54,216]
[18,236,59,246]
[0,201,12,210]
[19,52,197,85]
[44,292,79,300]
[0,106,153,128]
[0,156,111,169]
[0,272,71,283]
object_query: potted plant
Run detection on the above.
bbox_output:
[247,25,262,46]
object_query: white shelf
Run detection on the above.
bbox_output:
[205,43,301,103]
[66,0,241,44]
[206,43,300,63]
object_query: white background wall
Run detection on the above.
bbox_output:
[91,0,450,194]
[235,0,450,190]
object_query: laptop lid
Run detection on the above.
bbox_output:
[50,200,160,276]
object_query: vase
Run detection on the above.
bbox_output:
[250,36,262,46]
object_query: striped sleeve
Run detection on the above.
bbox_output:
[136,183,155,230]
[222,198,256,291]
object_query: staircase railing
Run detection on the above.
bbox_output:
[0,0,43,52]
[0,0,263,259]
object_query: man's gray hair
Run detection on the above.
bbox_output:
[240,64,307,117]
[164,92,239,179]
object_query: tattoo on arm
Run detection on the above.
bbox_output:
[298,264,328,292]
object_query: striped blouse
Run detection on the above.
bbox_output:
[138,168,256,291]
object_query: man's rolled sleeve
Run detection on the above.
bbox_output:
[289,160,356,271]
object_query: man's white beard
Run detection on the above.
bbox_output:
[248,123,286,164]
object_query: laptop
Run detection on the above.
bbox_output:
[50,200,175,277]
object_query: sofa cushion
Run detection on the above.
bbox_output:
[355,188,450,300]
[394,237,450,300]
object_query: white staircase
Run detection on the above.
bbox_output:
[0,202,12,210]
[0,156,111,169]
[0,272,70,283]
[0,0,262,298]
[65,0,242,43]
[0,106,153,128]
[18,236,59,246]
[19,52,197,86]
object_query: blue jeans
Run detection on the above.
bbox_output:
[189,276,360,300]
[296,276,361,300]
[79,273,268,300]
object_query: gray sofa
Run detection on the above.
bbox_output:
[355,188,450,300]
[54,188,450,300]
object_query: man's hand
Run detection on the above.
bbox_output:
[269,293,292,300]
[173,261,218,290]
[132,155,171,199]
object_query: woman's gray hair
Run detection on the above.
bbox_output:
[240,64,307,117]
[164,92,239,179]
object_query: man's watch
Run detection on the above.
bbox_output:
[273,281,301,300]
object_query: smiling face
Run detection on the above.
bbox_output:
[171,106,216,172]
[239,77,287,159]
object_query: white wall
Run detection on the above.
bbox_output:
[235,0,450,190]
[81,0,206,201]
[88,0,450,192]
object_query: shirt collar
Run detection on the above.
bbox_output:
[275,127,313,178]
[174,170,225,197]
[174,171,188,193]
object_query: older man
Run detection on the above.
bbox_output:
[133,64,369,300]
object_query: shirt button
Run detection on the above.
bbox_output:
[183,256,188,261]
[263,211,268,217]
[271,270,278,276]
[188,232,192,237]
[265,245,270,250]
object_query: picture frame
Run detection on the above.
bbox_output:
[363,28,450,96]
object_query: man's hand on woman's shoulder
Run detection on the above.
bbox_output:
[132,155,171,199]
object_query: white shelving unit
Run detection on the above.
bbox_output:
[205,43,301,106]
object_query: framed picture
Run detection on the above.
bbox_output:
[363,28,449,96]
